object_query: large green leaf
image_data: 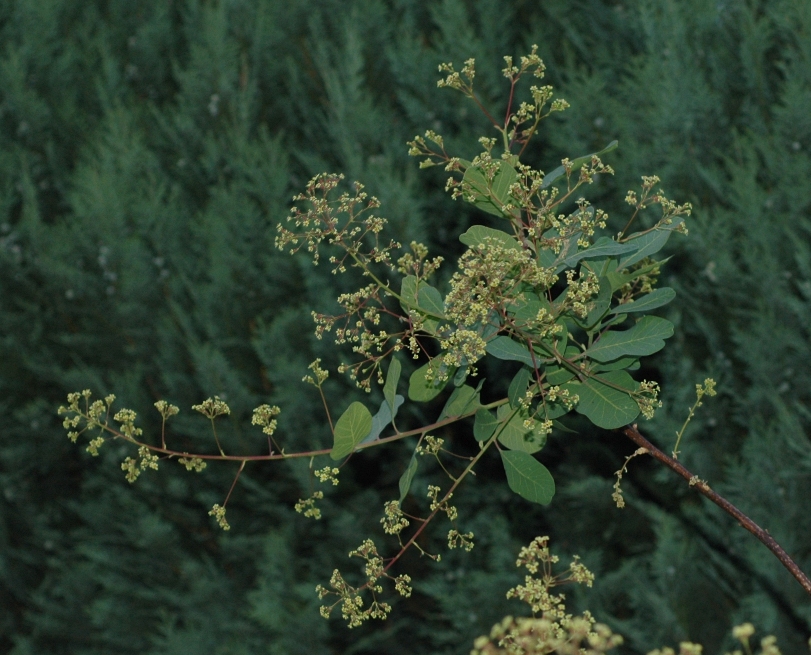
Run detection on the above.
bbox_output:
[496,405,546,454]
[508,367,533,408]
[408,361,452,401]
[400,277,443,326]
[417,284,446,318]
[562,236,638,267]
[359,396,405,446]
[400,275,420,311]
[508,293,552,325]
[538,232,579,270]
[459,225,522,251]
[462,159,519,217]
[606,259,666,292]
[541,140,618,189]
[485,336,537,367]
[586,316,674,362]
[564,370,639,429]
[501,450,555,505]
[330,402,374,460]
[398,453,419,504]
[384,357,402,414]
[439,384,481,419]
[473,408,500,441]
[609,287,675,315]
[544,364,575,385]
[618,218,683,269]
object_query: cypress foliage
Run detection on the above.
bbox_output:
[1,1,809,654]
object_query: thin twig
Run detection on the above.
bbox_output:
[622,424,811,597]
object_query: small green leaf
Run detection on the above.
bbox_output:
[508,367,533,409]
[486,336,537,367]
[384,358,402,414]
[440,384,481,420]
[398,453,419,504]
[586,316,674,362]
[541,141,618,189]
[501,450,555,505]
[459,225,522,251]
[462,160,519,217]
[330,402,374,460]
[473,408,499,441]
[408,361,452,402]
[564,370,639,429]
[609,287,676,315]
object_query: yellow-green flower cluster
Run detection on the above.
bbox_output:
[381,500,410,535]
[636,380,662,420]
[208,504,230,531]
[120,445,160,483]
[416,435,444,457]
[315,466,340,485]
[447,529,474,551]
[427,485,458,521]
[154,400,179,420]
[472,537,617,655]
[295,491,324,520]
[178,456,206,472]
[315,539,405,628]
[192,396,230,420]
[251,403,281,436]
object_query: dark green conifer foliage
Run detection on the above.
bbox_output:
[1,1,810,654]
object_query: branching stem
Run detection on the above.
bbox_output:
[622,424,811,597]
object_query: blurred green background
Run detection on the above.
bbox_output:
[2,1,811,653]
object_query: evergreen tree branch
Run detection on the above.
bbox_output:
[622,424,811,597]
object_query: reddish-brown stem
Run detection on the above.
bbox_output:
[622,424,811,597]
[222,460,247,508]
[382,414,513,574]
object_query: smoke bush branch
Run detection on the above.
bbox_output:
[622,424,811,597]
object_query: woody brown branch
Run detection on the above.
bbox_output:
[622,424,811,597]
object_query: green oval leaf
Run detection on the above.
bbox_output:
[563,236,639,267]
[496,405,547,454]
[609,287,676,315]
[618,218,683,269]
[485,336,537,367]
[359,395,405,446]
[508,367,533,409]
[417,284,446,318]
[398,453,419,504]
[501,450,555,505]
[439,384,481,420]
[408,361,452,402]
[586,316,674,362]
[564,370,639,429]
[541,140,618,189]
[459,225,522,251]
[473,409,499,441]
[384,358,402,414]
[462,160,519,217]
[330,402,373,460]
